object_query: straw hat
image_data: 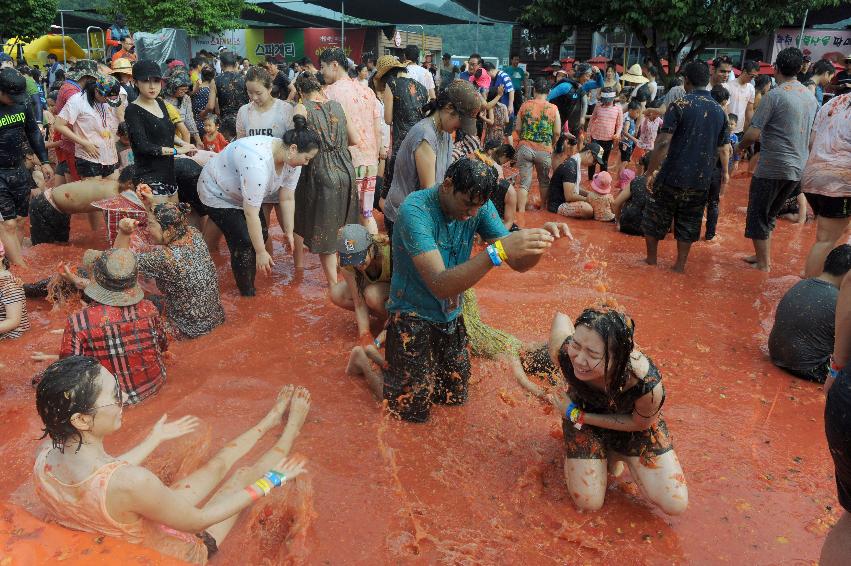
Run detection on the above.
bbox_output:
[622,64,648,85]
[111,58,133,76]
[590,171,613,195]
[372,55,406,86]
[83,248,144,307]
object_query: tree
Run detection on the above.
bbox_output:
[1,0,60,42]
[523,0,844,84]
[106,0,259,36]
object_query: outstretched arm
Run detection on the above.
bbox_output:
[118,415,200,465]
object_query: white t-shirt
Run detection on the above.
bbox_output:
[235,99,294,139]
[58,91,122,165]
[724,79,755,133]
[198,136,301,210]
[406,64,436,92]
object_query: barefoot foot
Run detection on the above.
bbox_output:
[283,387,312,439]
[260,384,296,430]
[346,346,369,377]
[742,255,758,265]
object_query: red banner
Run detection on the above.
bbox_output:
[303,28,366,64]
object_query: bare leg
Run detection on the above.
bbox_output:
[203,387,312,545]
[804,216,851,278]
[821,511,851,565]
[293,234,305,270]
[672,241,692,273]
[329,281,355,311]
[747,237,771,272]
[644,236,659,266]
[262,204,274,255]
[360,214,378,235]
[516,187,528,213]
[0,219,26,267]
[203,221,224,253]
[87,210,102,232]
[363,282,390,321]
[346,346,384,399]
[622,450,688,515]
[563,456,607,511]
[319,253,338,287]
[170,385,296,506]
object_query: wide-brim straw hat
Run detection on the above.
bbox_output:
[111,57,133,76]
[83,248,144,307]
[622,64,648,85]
[373,55,406,86]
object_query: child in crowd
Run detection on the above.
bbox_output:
[587,171,615,222]
[635,100,663,163]
[617,100,641,179]
[727,113,740,172]
[0,241,29,340]
[115,122,134,169]
[586,88,622,180]
[484,87,509,146]
[202,116,229,153]
[613,153,650,236]
[191,67,214,128]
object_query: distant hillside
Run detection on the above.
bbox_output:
[405,0,513,62]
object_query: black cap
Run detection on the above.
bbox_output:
[0,68,26,104]
[583,141,605,166]
[132,60,163,81]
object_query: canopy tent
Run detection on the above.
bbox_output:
[301,0,478,24]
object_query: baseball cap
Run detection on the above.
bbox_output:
[583,141,605,166]
[446,79,483,137]
[218,45,228,53]
[337,224,372,266]
[0,68,27,104]
[132,60,163,81]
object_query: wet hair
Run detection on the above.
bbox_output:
[36,356,104,453]
[319,47,349,70]
[445,156,497,203]
[568,308,636,398]
[533,78,550,95]
[220,116,237,140]
[710,84,730,105]
[754,74,772,91]
[683,60,710,88]
[645,65,657,78]
[742,60,760,74]
[245,65,272,90]
[421,89,455,117]
[201,67,215,82]
[468,53,481,64]
[727,112,738,124]
[54,69,65,83]
[775,47,804,77]
[712,55,733,70]
[482,61,495,71]
[116,122,128,138]
[824,244,851,277]
[489,142,515,163]
[295,71,322,95]
[298,57,312,67]
[355,64,365,75]
[47,53,57,61]
[220,51,239,68]
[118,164,136,183]
[153,202,191,239]
[810,59,836,78]
[347,66,359,79]
[639,153,651,171]
[403,44,420,63]
[282,114,320,153]
[189,57,203,69]
[204,114,219,126]
[627,99,642,112]
[47,90,58,102]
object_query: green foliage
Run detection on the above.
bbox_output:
[523,0,844,81]
[106,0,259,36]
[1,0,61,42]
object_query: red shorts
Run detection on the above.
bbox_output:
[357,172,377,218]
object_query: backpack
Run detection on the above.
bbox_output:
[550,79,583,130]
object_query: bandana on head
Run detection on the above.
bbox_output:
[164,70,191,97]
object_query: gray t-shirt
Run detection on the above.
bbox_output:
[768,278,837,375]
[384,117,452,223]
[662,85,686,106]
[750,80,817,181]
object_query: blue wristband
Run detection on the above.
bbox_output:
[565,402,576,421]
[486,245,502,266]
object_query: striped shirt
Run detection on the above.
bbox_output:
[587,104,623,142]
[0,276,29,339]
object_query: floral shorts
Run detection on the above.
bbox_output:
[562,416,673,461]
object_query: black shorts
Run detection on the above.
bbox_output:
[805,193,851,219]
[146,181,179,197]
[29,192,70,245]
[54,160,70,176]
[75,158,117,179]
[825,367,851,512]
[562,414,674,460]
[641,183,707,242]
[619,143,634,163]
[178,180,207,216]
[745,177,801,240]
[382,312,471,423]
[0,165,32,221]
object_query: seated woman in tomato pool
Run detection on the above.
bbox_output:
[512,307,688,515]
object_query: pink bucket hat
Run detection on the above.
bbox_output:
[591,171,613,195]
[619,168,636,188]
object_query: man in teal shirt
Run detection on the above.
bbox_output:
[502,54,527,132]
[347,157,572,422]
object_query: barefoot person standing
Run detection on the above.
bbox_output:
[347,157,572,422]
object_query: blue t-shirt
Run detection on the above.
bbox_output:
[493,71,515,108]
[655,90,729,191]
[621,115,636,149]
[388,187,509,323]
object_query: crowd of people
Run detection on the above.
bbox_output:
[0,37,850,563]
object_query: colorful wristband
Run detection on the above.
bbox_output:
[830,356,844,379]
[245,485,261,501]
[494,239,508,261]
[486,245,502,266]
[565,402,576,421]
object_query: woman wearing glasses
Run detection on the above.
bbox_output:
[511,307,688,515]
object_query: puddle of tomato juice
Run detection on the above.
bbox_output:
[0,171,838,565]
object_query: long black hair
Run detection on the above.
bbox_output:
[36,356,105,453]
[282,114,320,153]
[422,89,455,118]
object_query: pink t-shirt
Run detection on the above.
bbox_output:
[58,91,122,165]
[324,77,381,169]
[638,116,663,150]
[587,104,623,142]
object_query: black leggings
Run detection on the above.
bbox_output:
[705,167,723,239]
[206,206,268,297]
[588,139,614,180]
